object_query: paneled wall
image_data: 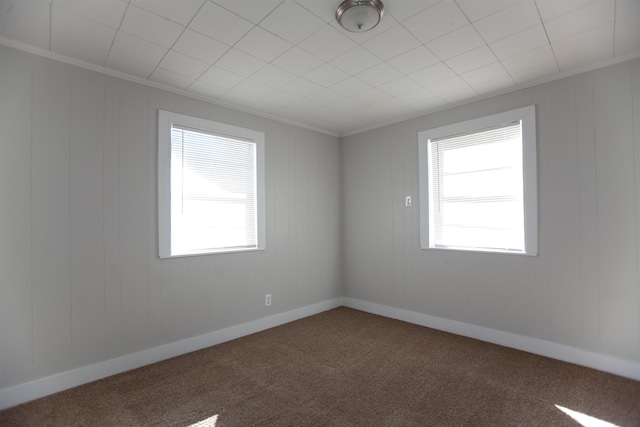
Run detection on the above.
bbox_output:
[2,42,639,394]
[0,46,342,389]
[342,58,640,363]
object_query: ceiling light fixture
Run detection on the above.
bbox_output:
[336,0,385,33]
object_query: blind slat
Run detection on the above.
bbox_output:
[170,125,258,253]
[429,121,525,252]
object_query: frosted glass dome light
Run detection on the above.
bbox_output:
[336,0,385,32]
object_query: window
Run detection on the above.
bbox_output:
[158,110,265,258]
[418,105,537,255]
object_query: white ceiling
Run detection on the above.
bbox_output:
[1,0,639,136]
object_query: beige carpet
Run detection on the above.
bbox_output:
[1,307,639,426]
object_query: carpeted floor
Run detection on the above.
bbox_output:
[1,307,639,426]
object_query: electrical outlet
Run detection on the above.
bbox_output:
[405,196,412,207]
[265,294,272,307]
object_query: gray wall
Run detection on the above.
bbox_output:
[0,45,342,389]
[2,42,639,392]
[342,58,640,363]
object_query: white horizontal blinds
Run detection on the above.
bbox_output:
[170,125,257,255]
[429,121,525,252]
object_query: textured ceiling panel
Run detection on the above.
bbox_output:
[0,0,638,136]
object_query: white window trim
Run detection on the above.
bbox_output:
[418,105,538,256]
[158,110,266,258]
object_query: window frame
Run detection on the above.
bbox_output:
[158,110,266,258]
[417,105,538,256]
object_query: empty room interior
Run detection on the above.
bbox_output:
[1,0,640,425]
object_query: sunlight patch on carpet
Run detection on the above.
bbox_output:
[555,405,620,427]
[188,414,219,427]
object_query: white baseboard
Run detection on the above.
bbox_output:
[0,297,343,411]
[342,297,640,382]
[3,296,638,411]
